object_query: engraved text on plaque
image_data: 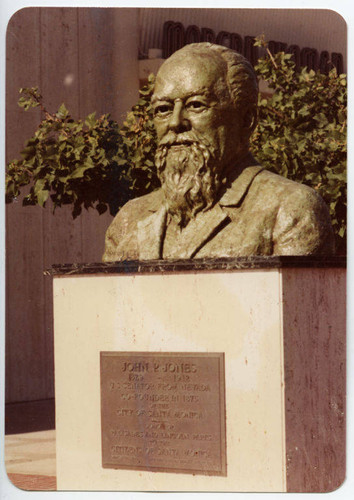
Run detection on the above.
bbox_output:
[100,352,226,476]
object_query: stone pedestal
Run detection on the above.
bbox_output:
[51,256,345,492]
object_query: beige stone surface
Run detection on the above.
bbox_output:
[54,270,286,491]
[5,430,56,476]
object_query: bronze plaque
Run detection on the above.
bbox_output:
[100,352,226,476]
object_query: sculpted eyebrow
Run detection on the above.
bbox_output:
[185,89,210,98]
[151,89,212,104]
[151,95,170,104]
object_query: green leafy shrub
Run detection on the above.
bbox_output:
[6,79,158,218]
[251,36,347,253]
[6,41,346,252]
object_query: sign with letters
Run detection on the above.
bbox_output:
[162,20,344,74]
[100,351,226,476]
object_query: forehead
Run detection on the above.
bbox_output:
[153,53,227,101]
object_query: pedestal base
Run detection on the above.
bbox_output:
[52,259,345,492]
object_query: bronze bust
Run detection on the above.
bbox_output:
[103,43,334,261]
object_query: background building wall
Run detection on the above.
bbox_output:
[5,7,139,403]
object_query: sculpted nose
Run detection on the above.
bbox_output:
[169,100,190,132]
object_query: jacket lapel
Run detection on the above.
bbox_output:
[219,166,264,206]
[182,166,264,257]
[136,166,264,259]
[176,204,230,258]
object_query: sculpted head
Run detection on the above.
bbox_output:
[152,42,259,227]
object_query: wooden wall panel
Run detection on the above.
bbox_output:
[81,210,113,264]
[40,9,84,402]
[5,200,47,403]
[5,7,141,403]
[109,8,140,122]
[78,8,118,264]
[6,8,42,163]
[78,8,116,117]
[5,8,46,403]
[78,8,138,263]
[77,8,139,120]
[40,8,81,114]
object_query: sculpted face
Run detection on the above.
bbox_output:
[152,51,248,226]
[152,52,245,169]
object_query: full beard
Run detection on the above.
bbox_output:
[155,132,222,228]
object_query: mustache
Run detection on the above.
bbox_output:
[158,131,211,148]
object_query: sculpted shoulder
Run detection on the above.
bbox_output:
[252,168,317,196]
[251,168,329,215]
[102,188,163,261]
[250,169,335,255]
[123,188,164,214]
[111,188,163,227]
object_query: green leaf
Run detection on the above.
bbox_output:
[57,103,69,119]
[96,202,107,215]
[70,165,91,178]
[37,189,49,207]
[85,112,97,128]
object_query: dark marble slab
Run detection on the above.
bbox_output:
[46,255,346,276]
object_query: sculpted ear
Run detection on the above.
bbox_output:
[243,106,258,135]
[238,106,257,145]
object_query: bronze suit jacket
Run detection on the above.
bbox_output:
[103,166,335,261]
